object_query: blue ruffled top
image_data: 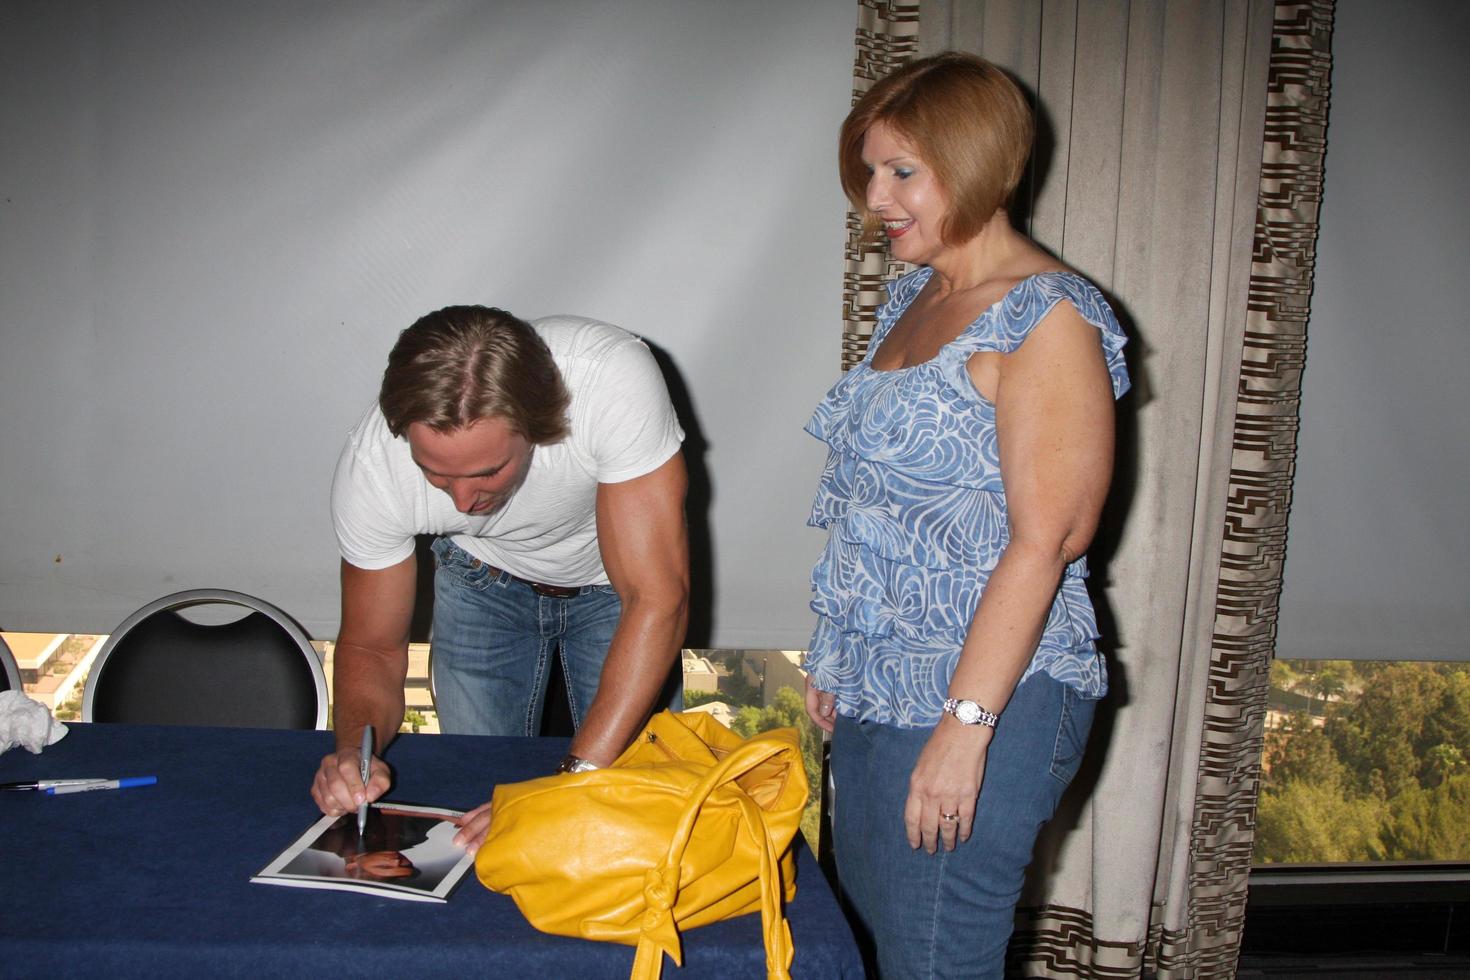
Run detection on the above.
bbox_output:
[804,266,1131,727]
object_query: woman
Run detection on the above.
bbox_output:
[803,52,1130,978]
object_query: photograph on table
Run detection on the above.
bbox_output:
[253,802,476,903]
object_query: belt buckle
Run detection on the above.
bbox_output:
[531,582,580,599]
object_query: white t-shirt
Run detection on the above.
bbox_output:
[331,315,685,587]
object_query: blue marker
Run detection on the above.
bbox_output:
[46,776,157,795]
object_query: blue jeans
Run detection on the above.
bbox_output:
[830,673,1095,979]
[429,537,633,736]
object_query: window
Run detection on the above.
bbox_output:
[1,632,104,720]
[5,631,823,850]
[1245,663,1470,964]
[682,649,823,852]
[1255,658,1470,865]
[319,641,436,735]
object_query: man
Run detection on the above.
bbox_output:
[311,305,688,826]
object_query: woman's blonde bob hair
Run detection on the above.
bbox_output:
[839,52,1034,246]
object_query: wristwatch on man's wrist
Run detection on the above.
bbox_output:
[555,754,600,774]
[941,698,999,729]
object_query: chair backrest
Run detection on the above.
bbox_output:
[82,590,328,729]
[0,634,21,693]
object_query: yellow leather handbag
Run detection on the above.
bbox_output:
[475,710,809,980]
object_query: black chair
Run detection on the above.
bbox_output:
[82,590,328,729]
[0,634,21,693]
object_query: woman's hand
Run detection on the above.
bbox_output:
[904,720,990,853]
[452,800,494,851]
[804,675,837,733]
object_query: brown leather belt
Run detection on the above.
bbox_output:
[479,561,584,599]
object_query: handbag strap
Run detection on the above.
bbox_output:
[629,734,797,980]
[740,787,796,978]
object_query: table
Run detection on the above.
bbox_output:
[0,722,862,978]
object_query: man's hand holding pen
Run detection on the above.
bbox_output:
[310,726,391,819]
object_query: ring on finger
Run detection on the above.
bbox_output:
[940,811,959,822]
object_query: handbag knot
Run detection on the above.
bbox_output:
[642,867,677,913]
[640,867,683,957]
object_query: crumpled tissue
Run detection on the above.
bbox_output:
[0,690,68,756]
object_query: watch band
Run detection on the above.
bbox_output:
[555,754,600,774]
[941,698,999,728]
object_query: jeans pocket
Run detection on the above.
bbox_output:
[430,537,495,591]
[1048,686,1095,785]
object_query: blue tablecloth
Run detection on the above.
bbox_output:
[0,722,861,978]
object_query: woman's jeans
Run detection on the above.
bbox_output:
[428,536,627,736]
[830,673,1095,979]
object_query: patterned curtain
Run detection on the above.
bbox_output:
[840,0,921,371]
[837,1,1334,975]
[1157,4,1333,973]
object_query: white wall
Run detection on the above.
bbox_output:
[1275,0,1470,661]
[0,0,855,645]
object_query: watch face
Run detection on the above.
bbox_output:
[955,701,982,724]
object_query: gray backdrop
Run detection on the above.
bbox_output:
[6,0,1462,661]
[0,0,854,645]
[1274,0,1469,661]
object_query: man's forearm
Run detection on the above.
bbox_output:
[569,590,687,765]
[580,453,690,766]
[331,641,409,755]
